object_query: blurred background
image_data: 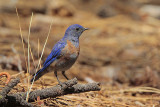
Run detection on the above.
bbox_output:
[0,0,160,106]
[1,0,160,86]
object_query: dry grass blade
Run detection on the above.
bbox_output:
[15,7,28,83]
[11,71,25,78]
[26,12,34,102]
[30,47,36,68]
[27,19,54,101]
[38,38,42,68]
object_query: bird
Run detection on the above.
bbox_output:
[30,24,88,85]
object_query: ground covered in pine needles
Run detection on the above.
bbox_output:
[1,72,160,107]
[1,0,160,106]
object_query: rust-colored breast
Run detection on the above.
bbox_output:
[54,40,80,71]
[64,40,80,55]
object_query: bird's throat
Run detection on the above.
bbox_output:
[69,37,79,48]
[63,34,79,47]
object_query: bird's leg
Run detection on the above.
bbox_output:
[62,71,69,80]
[54,71,62,85]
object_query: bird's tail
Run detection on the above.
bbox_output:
[30,67,47,83]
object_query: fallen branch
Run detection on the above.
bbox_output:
[0,78,33,107]
[0,78,101,106]
[0,78,20,97]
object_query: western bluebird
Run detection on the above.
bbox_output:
[30,24,88,85]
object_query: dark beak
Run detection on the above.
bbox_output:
[84,28,89,30]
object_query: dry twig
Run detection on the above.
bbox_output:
[0,78,100,106]
[0,78,33,107]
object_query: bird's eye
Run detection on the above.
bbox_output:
[76,28,79,31]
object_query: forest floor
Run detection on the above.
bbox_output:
[1,0,160,106]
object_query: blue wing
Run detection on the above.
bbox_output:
[30,40,66,82]
[43,40,66,66]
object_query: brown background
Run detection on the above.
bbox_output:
[0,0,160,106]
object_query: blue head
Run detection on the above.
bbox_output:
[63,24,88,40]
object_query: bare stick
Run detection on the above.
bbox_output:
[0,78,34,107]
[0,78,100,106]
[6,95,33,107]
[1,78,20,96]
[0,78,20,105]
[8,78,100,102]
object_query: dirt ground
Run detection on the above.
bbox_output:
[1,0,160,106]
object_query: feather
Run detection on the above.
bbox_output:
[30,40,66,82]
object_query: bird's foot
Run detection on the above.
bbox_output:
[58,82,62,85]
[58,81,64,87]
[58,81,70,89]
